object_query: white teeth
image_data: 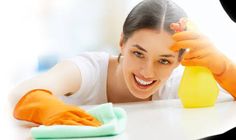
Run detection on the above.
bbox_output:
[134,76,154,86]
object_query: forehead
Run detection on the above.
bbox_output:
[126,29,175,53]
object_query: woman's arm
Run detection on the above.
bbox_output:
[8,60,82,109]
[213,58,236,98]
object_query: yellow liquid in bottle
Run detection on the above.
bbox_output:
[178,66,219,108]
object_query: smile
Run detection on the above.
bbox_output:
[133,74,157,89]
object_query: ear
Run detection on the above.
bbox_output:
[119,32,124,47]
[119,33,125,54]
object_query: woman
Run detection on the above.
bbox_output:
[9,0,236,126]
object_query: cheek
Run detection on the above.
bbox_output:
[155,66,176,79]
[123,53,142,72]
[123,52,177,80]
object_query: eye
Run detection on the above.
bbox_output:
[159,59,170,65]
[133,51,144,58]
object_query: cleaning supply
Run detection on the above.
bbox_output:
[31,103,127,139]
[13,89,101,126]
[170,18,219,108]
[178,66,219,108]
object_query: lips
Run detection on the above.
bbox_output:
[133,74,157,89]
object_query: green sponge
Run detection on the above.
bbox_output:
[31,103,127,139]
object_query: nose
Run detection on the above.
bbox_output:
[140,61,156,79]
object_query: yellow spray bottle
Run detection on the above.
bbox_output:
[178,66,219,108]
[173,19,219,108]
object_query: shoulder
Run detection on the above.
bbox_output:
[63,51,110,69]
[155,66,184,99]
[165,65,184,88]
[59,52,114,104]
[72,51,110,62]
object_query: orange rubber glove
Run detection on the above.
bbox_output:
[170,31,236,98]
[13,89,101,126]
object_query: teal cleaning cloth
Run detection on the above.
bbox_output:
[31,103,127,139]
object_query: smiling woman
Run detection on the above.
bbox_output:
[8,0,236,127]
[119,29,180,99]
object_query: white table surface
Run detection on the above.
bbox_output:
[2,93,236,140]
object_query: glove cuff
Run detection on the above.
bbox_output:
[214,59,236,98]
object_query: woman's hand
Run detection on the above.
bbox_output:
[170,29,236,98]
[14,89,101,126]
[170,31,227,76]
[169,18,236,97]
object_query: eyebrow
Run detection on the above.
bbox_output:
[132,44,175,58]
[132,44,147,52]
[159,54,175,58]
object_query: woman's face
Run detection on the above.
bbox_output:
[120,29,179,99]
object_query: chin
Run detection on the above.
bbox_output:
[133,93,151,99]
[130,90,155,99]
[126,73,160,99]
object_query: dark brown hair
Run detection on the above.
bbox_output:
[118,0,187,63]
